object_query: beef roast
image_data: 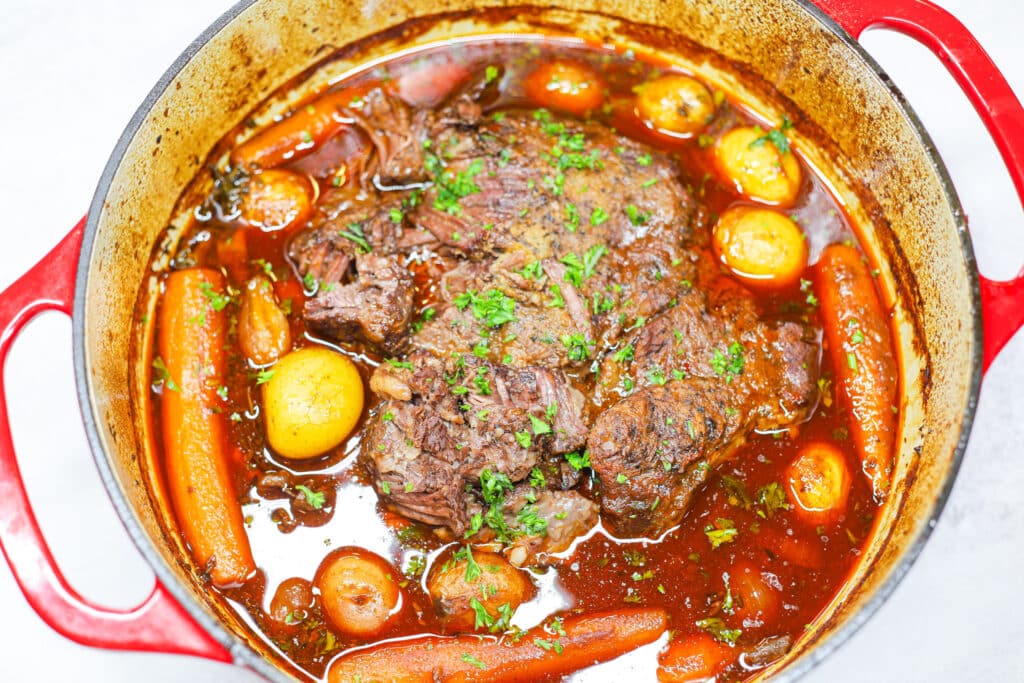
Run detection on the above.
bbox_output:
[282,67,821,552]
[588,284,819,537]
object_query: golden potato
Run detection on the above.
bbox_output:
[636,74,715,137]
[315,548,402,638]
[712,206,807,289]
[262,346,364,460]
[713,125,802,205]
[786,442,852,526]
[426,547,534,633]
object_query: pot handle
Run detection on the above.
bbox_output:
[811,0,1024,372]
[0,218,231,662]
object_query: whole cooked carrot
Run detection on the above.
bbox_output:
[815,244,898,500]
[158,268,256,588]
[231,84,370,169]
[327,608,668,683]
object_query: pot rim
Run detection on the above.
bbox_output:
[71,1,984,681]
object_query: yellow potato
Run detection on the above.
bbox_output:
[712,206,807,289]
[786,441,852,526]
[636,74,716,137]
[262,346,364,460]
[713,125,802,205]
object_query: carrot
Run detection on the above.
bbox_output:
[815,244,898,499]
[159,268,256,588]
[657,633,728,683]
[231,84,372,169]
[326,608,668,683]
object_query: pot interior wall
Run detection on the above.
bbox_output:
[80,0,978,679]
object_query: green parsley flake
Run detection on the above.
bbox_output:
[454,289,517,328]
[339,222,371,253]
[529,414,552,436]
[294,484,326,510]
[704,518,738,549]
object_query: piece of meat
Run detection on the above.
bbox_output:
[413,257,596,370]
[589,285,819,538]
[303,252,414,353]
[364,350,589,539]
[342,86,428,187]
[409,106,698,262]
[503,488,599,565]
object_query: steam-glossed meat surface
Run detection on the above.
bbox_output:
[588,284,819,538]
[288,80,817,549]
[364,350,588,538]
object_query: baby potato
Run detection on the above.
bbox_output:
[636,74,716,137]
[426,547,534,633]
[786,441,852,526]
[240,169,313,233]
[713,125,802,205]
[524,60,606,116]
[712,206,807,289]
[315,547,403,638]
[262,346,364,460]
[267,577,316,637]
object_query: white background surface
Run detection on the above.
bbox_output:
[0,1,1021,681]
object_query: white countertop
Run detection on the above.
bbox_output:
[0,1,1021,681]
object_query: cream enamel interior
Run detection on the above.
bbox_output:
[79,1,977,680]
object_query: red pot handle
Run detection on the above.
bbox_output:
[0,218,231,662]
[811,0,1024,372]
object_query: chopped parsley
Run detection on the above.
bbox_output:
[255,368,275,385]
[625,204,649,226]
[198,281,231,311]
[704,518,738,549]
[711,342,746,382]
[339,222,371,253]
[546,284,566,308]
[460,653,487,670]
[749,117,794,155]
[151,356,180,392]
[613,344,635,363]
[426,156,485,215]
[757,482,790,518]
[294,484,326,510]
[560,244,608,287]
[485,65,499,83]
[565,450,591,471]
[529,414,552,436]
[696,617,742,645]
[515,431,532,449]
[454,289,517,328]
[561,333,592,362]
[533,638,564,654]
[564,203,581,232]
[590,206,609,226]
[386,358,414,370]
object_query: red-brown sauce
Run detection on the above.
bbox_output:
[146,36,884,682]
